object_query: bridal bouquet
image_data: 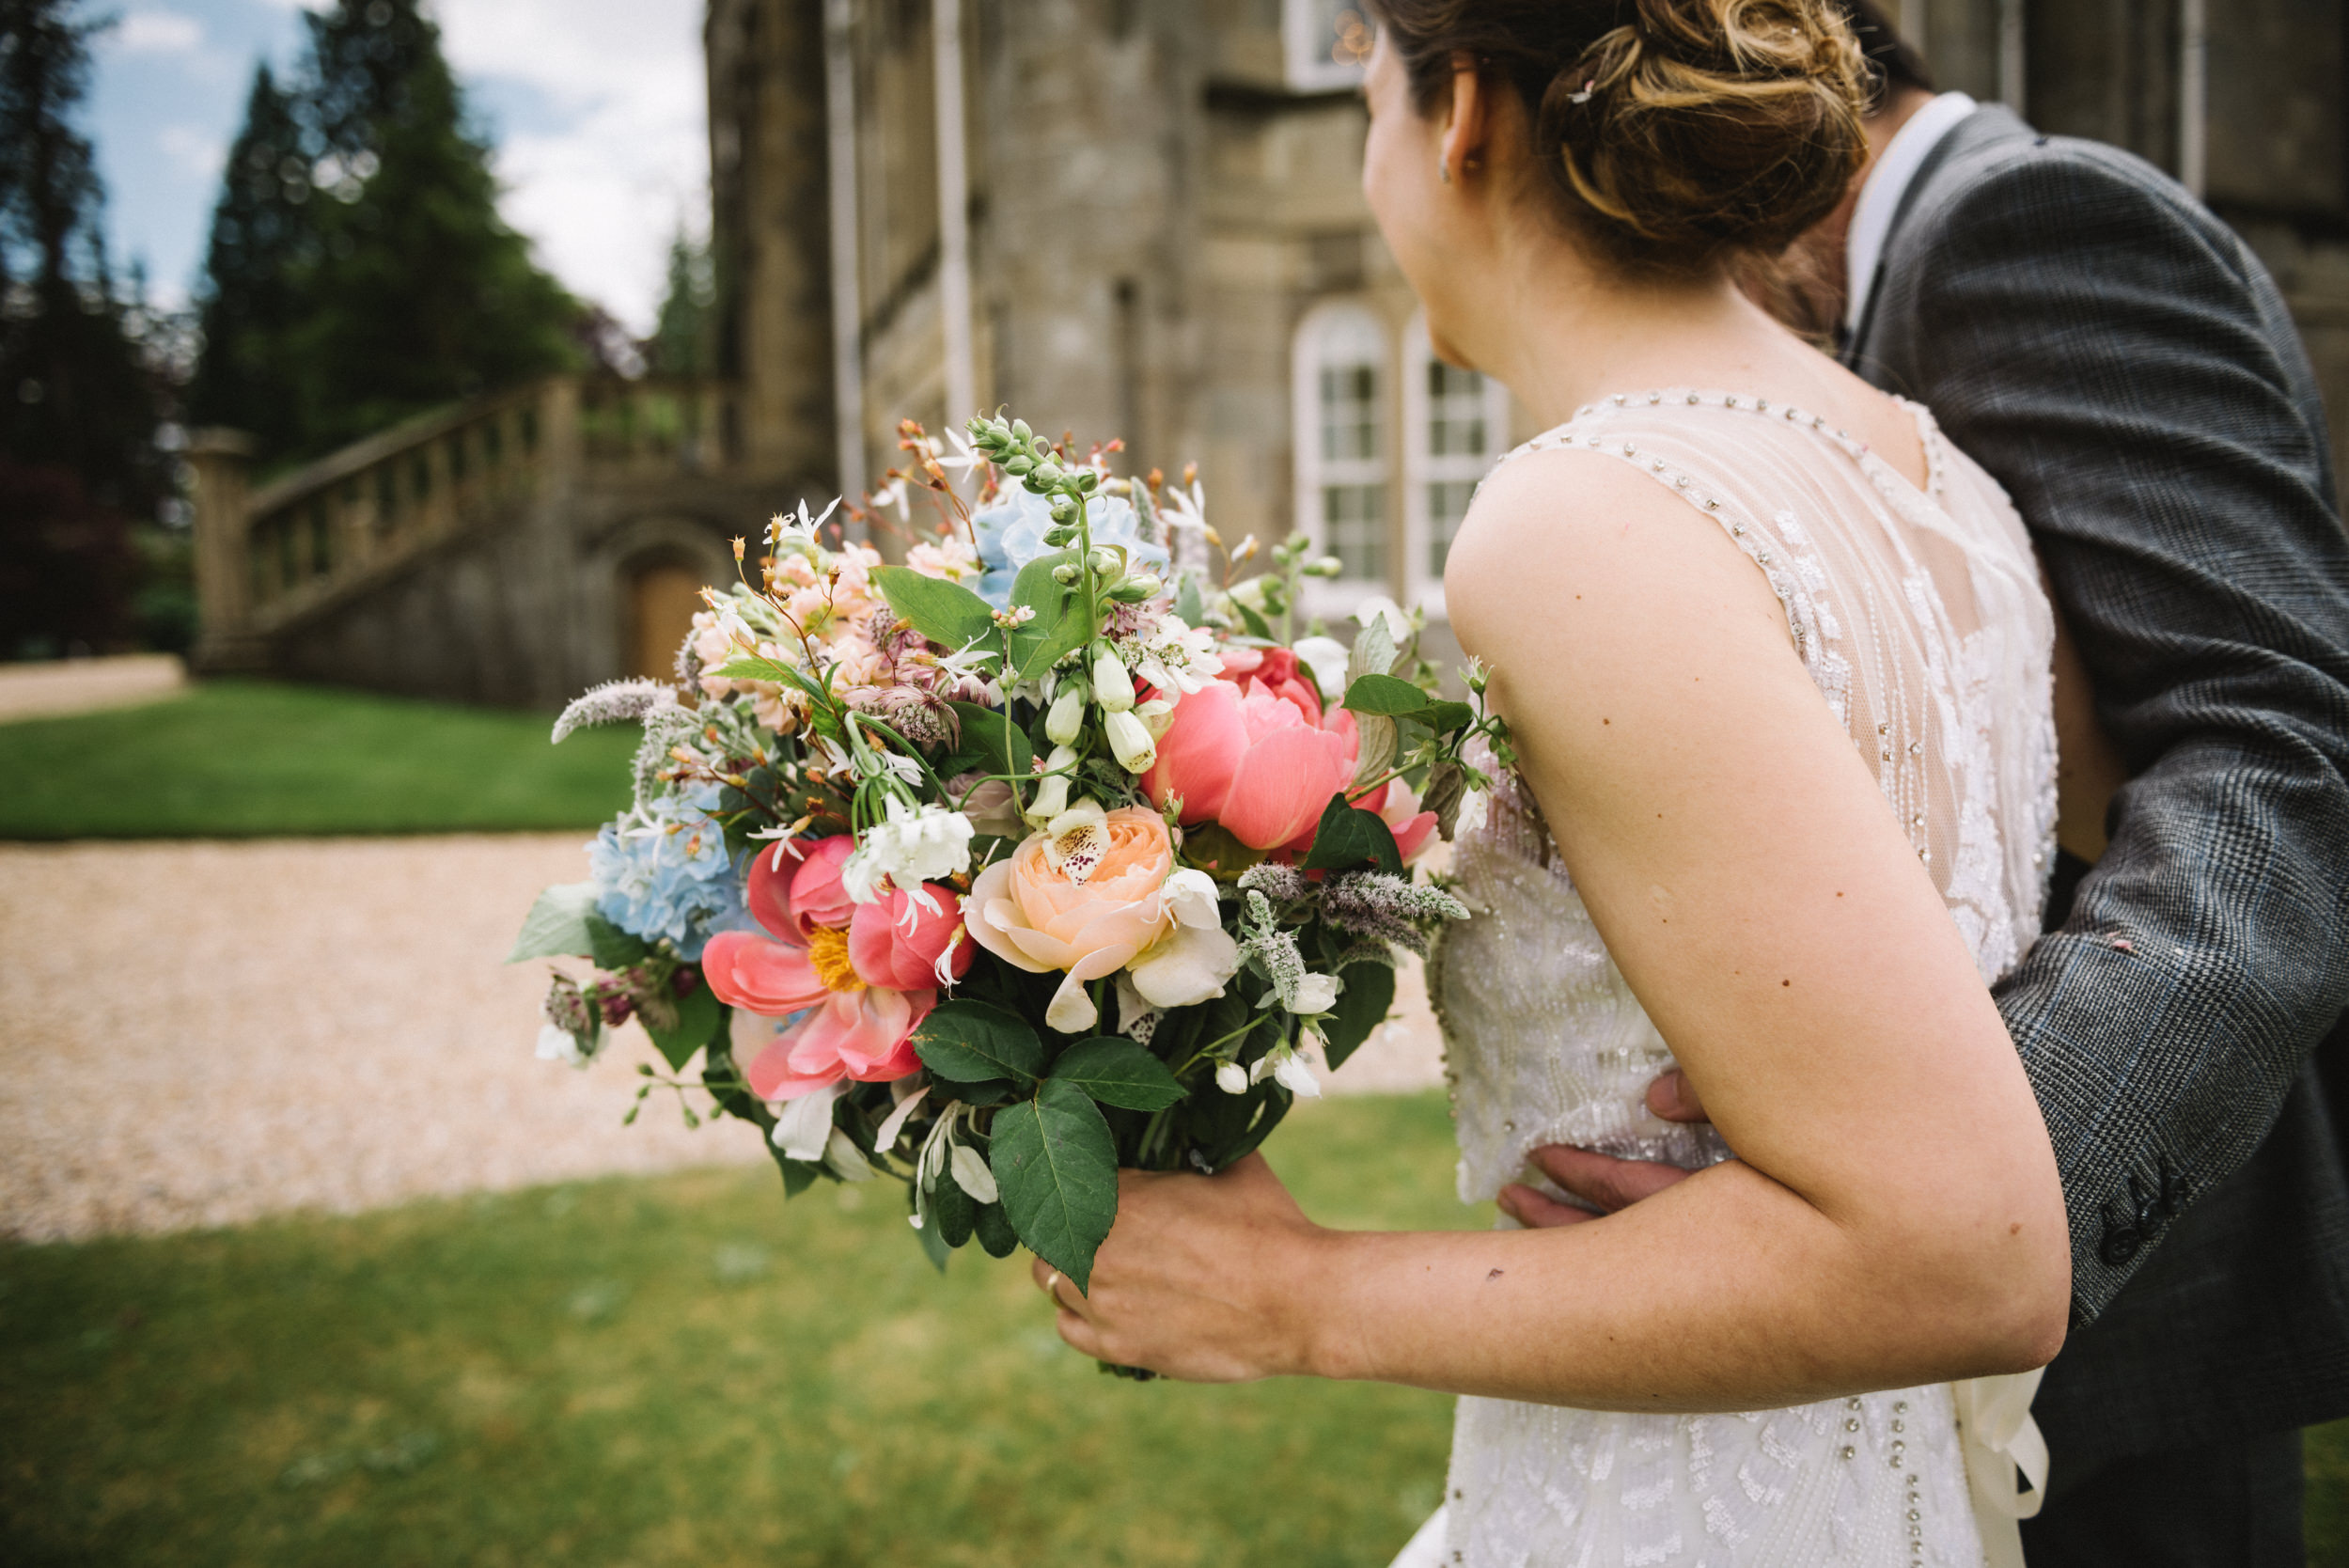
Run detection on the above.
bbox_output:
[510,412,1510,1299]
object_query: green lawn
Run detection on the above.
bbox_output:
[2,1090,2343,1567]
[0,680,636,839]
[0,1095,1479,1568]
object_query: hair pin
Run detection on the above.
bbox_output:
[1569,80,1596,104]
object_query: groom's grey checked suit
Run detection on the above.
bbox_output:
[1849,103,2349,1560]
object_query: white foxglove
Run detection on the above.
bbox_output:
[1092,646,1136,712]
[1104,708,1157,773]
[1045,683,1086,745]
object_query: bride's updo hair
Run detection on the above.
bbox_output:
[1365,0,1871,275]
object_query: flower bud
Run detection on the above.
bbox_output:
[1091,646,1135,713]
[1107,572,1160,603]
[1033,463,1066,490]
[1011,418,1033,444]
[1215,1061,1249,1096]
[1308,555,1343,578]
[1004,454,1035,476]
[1044,684,1086,745]
[1229,575,1271,612]
[1052,562,1081,586]
[1044,525,1078,548]
[1027,744,1078,823]
[1104,708,1157,773]
[1088,546,1120,576]
[1077,470,1099,493]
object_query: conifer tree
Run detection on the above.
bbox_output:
[0,0,167,655]
[286,0,577,453]
[645,228,715,378]
[185,65,310,458]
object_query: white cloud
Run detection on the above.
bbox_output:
[433,0,708,335]
[158,124,226,179]
[111,10,205,54]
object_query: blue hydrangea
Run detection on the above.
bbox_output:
[969,481,1169,608]
[588,781,751,961]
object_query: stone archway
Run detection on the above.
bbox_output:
[582,513,734,689]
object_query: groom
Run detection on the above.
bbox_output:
[1504,5,2349,1564]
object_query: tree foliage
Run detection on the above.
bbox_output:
[0,0,172,656]
[189,0,580,466]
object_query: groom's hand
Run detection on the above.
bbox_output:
[1496,1071,1712,1229]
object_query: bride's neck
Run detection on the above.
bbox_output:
[1456,245,1784,430]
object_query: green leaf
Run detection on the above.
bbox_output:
[1234,601,1275,642]
[1299,792,1403,875]
[1174,573,1204,627]
[1418,699,1476,735]
[508,882,600,963]
[1342,673,1433,717]
[769,1144,822,1198]
[1007,553,1091,682]
[927,1165,977,1247]
[586,914,648,969]
[949,700,1032,779]
[990,1079,1120,1294]
[642,974,724,1072]
[914,1211,953,1273]
[972,1200,1020,1259]
[1320,962,1396,1071]
[872,565,1000,653]
[1048,1037,1185,1112]
[914,1000,1046,1091]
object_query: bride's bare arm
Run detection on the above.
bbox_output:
[1046,447,2070,1409]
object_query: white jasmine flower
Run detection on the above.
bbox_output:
[1354,595,1412,644]
[1273,1049,1323,1098]
[948,1142,999,1204]
[1215,1061,1250,1095]
[1091,646,1136,713]
[1104,708,1157,773]
[1455,785,1491,839]
[769,1079,849,1162]
[842,797,976,902]
[1292,636,1351,702]
[1289,970,1342,1015]
[1127,922,1241,1011]
[1044,684,1087,745]
[768,496,842,557]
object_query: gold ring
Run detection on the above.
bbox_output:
[1044,1270,1062,1300]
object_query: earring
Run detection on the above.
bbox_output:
[1440,162,1452,185]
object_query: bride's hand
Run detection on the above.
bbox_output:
[1031,1153,1331,1382]
[1499,1070,1710,1229]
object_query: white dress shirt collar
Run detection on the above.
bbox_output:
[1844,91,1980,337]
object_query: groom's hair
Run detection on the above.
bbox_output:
[1836,1,1938,103]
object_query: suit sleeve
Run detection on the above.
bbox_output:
[1887,147,2349,1323]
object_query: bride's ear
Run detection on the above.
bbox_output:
[1439,54,1489,188]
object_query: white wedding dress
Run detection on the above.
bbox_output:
[1409,389,2058,1568]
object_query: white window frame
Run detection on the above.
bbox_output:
[1283,0,1373,92]
[1292,300,1393,619]
[1402,310,1512,617]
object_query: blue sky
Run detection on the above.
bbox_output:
[86,0,706,331]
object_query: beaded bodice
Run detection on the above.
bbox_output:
[1425,390,2057,1568]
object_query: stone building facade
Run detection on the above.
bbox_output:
[192,1,2346,704]
[705,0,2349,638]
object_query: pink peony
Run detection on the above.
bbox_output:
[702,836,972,1100]
[1144,670,1360,852]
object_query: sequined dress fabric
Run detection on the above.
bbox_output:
[1426,391,2057,1568]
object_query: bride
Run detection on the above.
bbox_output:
[1030,1,2074,1562]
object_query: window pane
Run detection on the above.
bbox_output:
[1427,361,1489,458]
[1323,482,1386,580]
[1320,363,1379,462]
[1427,479,1478,577]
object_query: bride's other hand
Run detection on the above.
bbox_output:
[1031,1153,1331,1382]
[1501,1072,1711,1227]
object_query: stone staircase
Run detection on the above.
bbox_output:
[187,375,823,708]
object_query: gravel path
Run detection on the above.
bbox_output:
[0,836,1445,1242]
[0,653,185,721]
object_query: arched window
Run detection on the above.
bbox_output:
[1292,302,1393,602]
[1283,0,1374,90]
[1402,311,1512,611]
